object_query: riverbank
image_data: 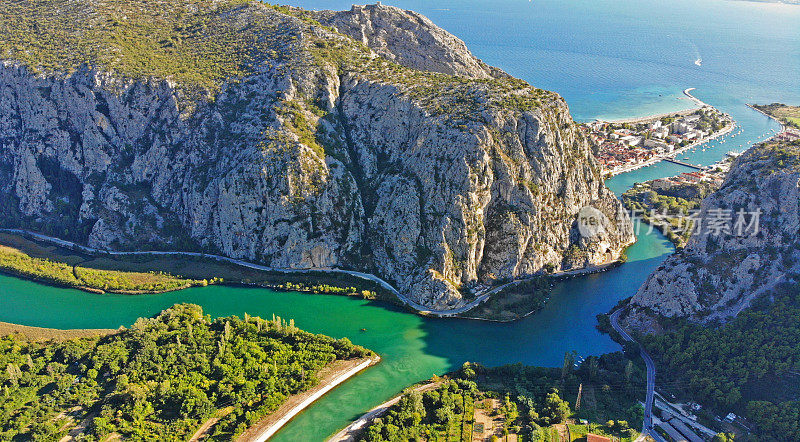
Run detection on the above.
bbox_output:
[0,321,116,341]
[457,259,626,322]
[0,233,214,295]
[747,103,789,132]
[0,228,632,322]
[621,155,733,249]
[328,381,442,442]
[238,356,380,442]
[0,229,393,300]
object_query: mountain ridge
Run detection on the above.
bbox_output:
[0,0,634,309]
[631,138,800,321]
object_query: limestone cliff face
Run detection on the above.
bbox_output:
[0,1,633,309]
[632,140,800,321]
[310,3,500,79]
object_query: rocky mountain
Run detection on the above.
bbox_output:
[0,0,633,309]
[631,138,800,321]
[309,3,503,79]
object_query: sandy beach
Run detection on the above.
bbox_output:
[597,89,706,125]
[238,356,380,442]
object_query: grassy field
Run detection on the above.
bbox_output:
[753,103,800,129]
[0,233,391,300]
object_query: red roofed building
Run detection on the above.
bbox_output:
[587,434,612,442]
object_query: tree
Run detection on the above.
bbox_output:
[624,360,634,385]
[561,351,576,383]
[542,390,571,424]
[462,362,476,379]
[435,406,453,424]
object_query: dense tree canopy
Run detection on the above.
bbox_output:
[642,282,800,441]
[360,354,645,442]
[0,304,372,440]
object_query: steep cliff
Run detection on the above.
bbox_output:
[0,0,633,309]
[309,3,502,79]
[632,139,800,321]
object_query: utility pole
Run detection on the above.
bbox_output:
[576,383,583,411]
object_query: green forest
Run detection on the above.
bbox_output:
[642,281,800,441]
[622,183,713,249]
[360,353,645,442]
[0,304,372,440]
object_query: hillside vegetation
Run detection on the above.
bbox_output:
[0,0,292,91]
[0,242,209,294]
[642,281,800,441]
[360,354,645,441]
[0,0,553,113]
[0,304,373,440]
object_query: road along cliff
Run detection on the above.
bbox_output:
[0,0,633,310]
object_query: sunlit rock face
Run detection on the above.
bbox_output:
[0,1,633,309]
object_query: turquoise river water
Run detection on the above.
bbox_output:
[0,0,796,439]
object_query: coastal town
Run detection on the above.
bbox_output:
[647,153,733,191]
[584,105,734,176]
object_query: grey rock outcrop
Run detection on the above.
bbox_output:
[0,2,633,309]
[632,140,800,321]
[311,3,500,79]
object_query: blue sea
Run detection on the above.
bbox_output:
[284,0,799,171]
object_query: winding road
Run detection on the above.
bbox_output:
[0,228,615,318]
[610,309,667,442]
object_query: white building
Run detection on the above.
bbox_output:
[621,135,642,146]
[652,127,669,139]
[644,139,669,150]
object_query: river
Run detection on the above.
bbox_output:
[0,0,795,439]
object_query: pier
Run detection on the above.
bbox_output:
[663,157,703,170]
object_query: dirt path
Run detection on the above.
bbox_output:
[238,356,379,442]
[473,398,502,441]
[189,417,221,442]
[555,423,569,442]
[58,412,97,442]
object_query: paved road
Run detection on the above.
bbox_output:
[0,228,616,318]
[0,228,493,315]
[610,309,667,442]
